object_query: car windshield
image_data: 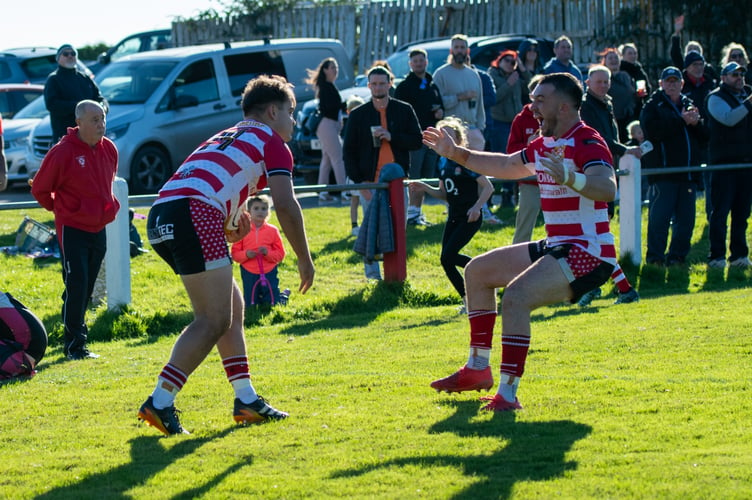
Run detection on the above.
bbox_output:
[386,48,448,79]
[12,95,47,119]
[96,61,177,104]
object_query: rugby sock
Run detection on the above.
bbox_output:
[611,265,632,293]
[499,334,530,402]
[467,310,496,370]
[152,363,187,409]
[223,355,258,404]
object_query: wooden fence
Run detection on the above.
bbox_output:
[172,0,689,84]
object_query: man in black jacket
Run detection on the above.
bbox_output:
[44,44,107,141]
[705,62,752,269]
[395,48,444,225]
[640,66,708,266]
[343,65,422,279]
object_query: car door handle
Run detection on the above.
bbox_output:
[214,103,227,110]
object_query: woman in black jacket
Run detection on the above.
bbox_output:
[306,58,347,202]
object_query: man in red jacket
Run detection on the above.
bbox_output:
[31,100,119,360]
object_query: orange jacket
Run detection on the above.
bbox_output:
[230,221,285,274]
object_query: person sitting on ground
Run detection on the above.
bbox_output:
[0,292,47,380]
[409,117,494,313]
[231,195,290,306]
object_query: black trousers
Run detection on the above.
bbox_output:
[59,225,106,355]
[708,169,752,261]
[440,214,482,298]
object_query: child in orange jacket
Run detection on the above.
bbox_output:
[231,195,288,306]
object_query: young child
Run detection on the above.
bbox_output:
[231,195,289,306]
[409,117,494,313]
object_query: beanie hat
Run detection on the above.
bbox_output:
[56,44,75,60]
[683,51,704,69]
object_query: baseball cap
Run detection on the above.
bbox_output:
[683,51,704,68]
[660,66,682,81]
[721,61,747,75]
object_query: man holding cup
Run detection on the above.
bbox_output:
[343,65,422,279]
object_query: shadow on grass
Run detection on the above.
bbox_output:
[330,399,591,499]
[34,427,245,499]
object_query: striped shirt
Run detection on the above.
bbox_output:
[521,121,616,264]
[154,120,293,232]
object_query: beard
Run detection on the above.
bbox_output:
[452,52,468,65]
[539,115,555,137]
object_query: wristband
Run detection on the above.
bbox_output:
[571,172,587,191]
[561,167,569,185]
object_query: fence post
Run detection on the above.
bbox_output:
[105,178,131,310]
[383,176,407,282]
[618,155,642,266]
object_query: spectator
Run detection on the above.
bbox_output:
[137,75,314,435]
[44,44,107,142]
[640,67,707,266]
[0,292,47,380]
[517,38,542,104]
[408,117,493,313]
[618,42,651,99]
[670,15,718,83]
[305,58,347,204]
[394,48,444,226]
[506,86,541,244]
[231,195,289,306]
[343,66,422,280]
[625,120,650,203]
[487,50,524,154]
[433,34,486,150]
[601,47,638,142]
[719,43,751,85]
[578,65,641,306]
[30,100,119,360]
[0,114,6,192]
[543,35,584,84]
[345,95,366,237]
[705,62,752,269]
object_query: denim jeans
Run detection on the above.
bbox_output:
[646,180,697,264]
[240,266,280,305]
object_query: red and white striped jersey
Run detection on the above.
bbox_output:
[521,121,617,264]
[154,120,293,231]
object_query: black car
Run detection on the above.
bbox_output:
[291,34,554,183]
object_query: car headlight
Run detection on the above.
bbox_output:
[106,123,130,140]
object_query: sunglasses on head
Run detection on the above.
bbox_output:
[61,50,77,57]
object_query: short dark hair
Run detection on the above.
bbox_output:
[367,65,393,82]
[241,75,295,116]
[408,48,428,59]
[538,73,583,110]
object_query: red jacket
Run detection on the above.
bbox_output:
[507,104,539,186]
[231,221,286,274]
[31,128,119,234]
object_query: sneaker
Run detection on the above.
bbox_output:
[137,396,189,435]
[318,193,335,204]
[577,287,602,307]
[729,256,752,268]
[614,288,640,305]
[67,348,100,360]
[707,258,727,269]
[233,396,289,424]
[407,213,432,226]
[279,288,291,306]
[351,226,360,237]
[479,393,523,412]
[481,206,502,225]
[430,365,493,393]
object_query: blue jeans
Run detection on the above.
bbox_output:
[646,180,697,264]
[240,266,280,305]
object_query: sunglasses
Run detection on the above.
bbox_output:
[61,50,77,57]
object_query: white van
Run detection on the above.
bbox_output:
[27,38,353,193]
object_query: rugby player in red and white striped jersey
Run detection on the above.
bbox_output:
[423,72,618,412]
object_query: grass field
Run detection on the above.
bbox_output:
[1,199,751,499]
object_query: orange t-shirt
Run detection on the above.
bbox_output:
[374,106,394,182]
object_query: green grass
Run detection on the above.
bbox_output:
[1,200,751,499]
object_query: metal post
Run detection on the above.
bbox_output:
[383,176,407,282]
[105,178,131,310]
[618,155,642,266]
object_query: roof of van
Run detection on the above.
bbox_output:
[119,38,345,61]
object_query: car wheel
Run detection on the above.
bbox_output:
[130,145,171,194]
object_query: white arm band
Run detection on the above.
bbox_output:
[571,172,587,191]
